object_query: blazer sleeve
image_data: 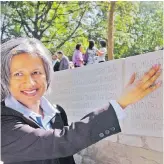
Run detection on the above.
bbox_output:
[1,103,121,163]
[63,58,69,70]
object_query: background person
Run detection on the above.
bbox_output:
[96,39,107,63]
[69,61,75,69]
[1,37,162,164]
[85,40,97,65]
[52,54,60,72]
[57,51,70,71]
[72,43,84,67]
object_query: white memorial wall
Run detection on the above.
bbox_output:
[46,50,163,164]
[46,50,163,138]
[47,58,124,122]
[122,51,163,137]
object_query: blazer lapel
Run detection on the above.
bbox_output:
[1,102,64,130]
[51,113,64,129]
[1,104,41,129]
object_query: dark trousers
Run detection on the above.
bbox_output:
[99,61,105,63]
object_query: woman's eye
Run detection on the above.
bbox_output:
[32,71,41,75]
[14,73,23,77]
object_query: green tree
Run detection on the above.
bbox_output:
[1,2,89,50]
[126,1,163,57]
[114,1,163,58]
[1,1,163,59]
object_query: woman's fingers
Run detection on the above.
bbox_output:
[126,73,136,87]
[117,64,162,109]
[140,81,162,98]
[140,64,161,84]
[142,69,162,90]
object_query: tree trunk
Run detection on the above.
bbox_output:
[107,1,116,60]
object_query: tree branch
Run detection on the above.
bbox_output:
[22,25,31,37]
[32,1,41,36]
[39,2,62,38]
[1,15,8,40]
[16,8,34,36]
[56,7,87,49]
[38,2,52,20]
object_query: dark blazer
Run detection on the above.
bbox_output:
[56,105,76,164]
[53,61,60,72]
[1,102,121,164]
[59,55,69,70]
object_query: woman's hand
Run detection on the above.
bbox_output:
[117,64,162,109]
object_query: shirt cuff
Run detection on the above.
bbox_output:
[109,100,126,121]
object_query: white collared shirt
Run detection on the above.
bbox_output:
[5,95,126,130]
[5,95,60,129]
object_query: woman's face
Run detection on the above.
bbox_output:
[79,46,83,52]
[9,53,47,107]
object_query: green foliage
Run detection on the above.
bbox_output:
[114,1,163,58]
[1,1,163,59]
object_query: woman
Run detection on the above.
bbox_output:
[72,43,84,67]
[85,40,97,65]
[1,38,162,164]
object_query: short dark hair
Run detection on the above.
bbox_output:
[88,40,95,49]
[99,40,106,47]
[76,43,81,50]
[57,51,63,55]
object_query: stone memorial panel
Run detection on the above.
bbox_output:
[45,50,163,137]
[122,50,163,137]
[46,59,124,122]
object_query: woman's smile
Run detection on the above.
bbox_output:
[21,88,39,97]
